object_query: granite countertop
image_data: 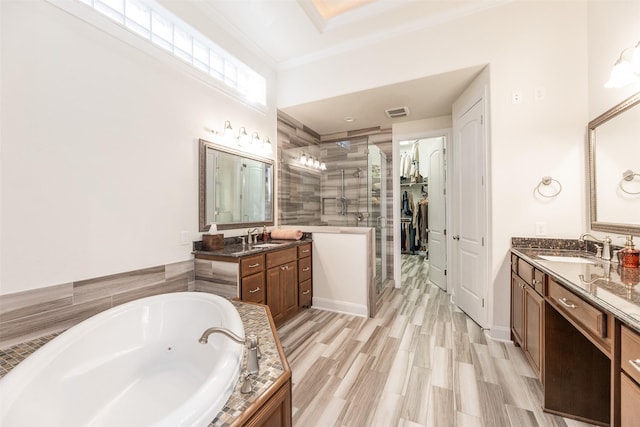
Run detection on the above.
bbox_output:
[512,245,640,334]
[0,300,288,427]
[193,238,311,259]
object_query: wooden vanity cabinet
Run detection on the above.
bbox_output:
[510,254,545,380]
[241,254,266,304]
[266,248,299,326]
[620,325,640,426]
[297,243,312,308]
[196,242,313,327]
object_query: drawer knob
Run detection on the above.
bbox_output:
[558,297,577,309]
[281,265,289,271]
[302,249,310,253]
[249,287,261,294]
[302,290,310,295]
[248,263,260,268]
[302,267,310,272]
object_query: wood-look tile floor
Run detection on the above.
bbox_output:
[277,255,594,427]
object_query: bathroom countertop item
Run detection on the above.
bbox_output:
[0,300,290,427]
[269,229,303,240]
[512,245,640,335]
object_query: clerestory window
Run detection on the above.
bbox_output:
[72,0,266,107]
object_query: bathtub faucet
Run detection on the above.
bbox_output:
[198,327,261,390]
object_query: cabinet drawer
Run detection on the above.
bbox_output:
[299,279,312,307]
[298,257,312,282]
[548,278,607,339]
[266,247,297,269]
[518,258,545,294]
[298,243,311,258]
[240,254,265,277]
[622,326,640,385]
[241,272,265,304]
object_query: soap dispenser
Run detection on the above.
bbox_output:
[620,236,640,268]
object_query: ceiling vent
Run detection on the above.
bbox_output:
[385,106,410,119]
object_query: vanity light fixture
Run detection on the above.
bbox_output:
[223,120,234,139]
[263,137,272,153]
[605,41,640,88]
[211,121,273,156]
[251,132,261,147]
[296,152,326,171]
[238,127,249,147]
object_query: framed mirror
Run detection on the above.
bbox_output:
[588,91,640,236]
[199,139,274,231]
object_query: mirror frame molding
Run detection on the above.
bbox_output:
[198,138,275,232]
[588,91,640,236]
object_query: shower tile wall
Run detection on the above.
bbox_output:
[319,138,369,227]
[277,111,323,225]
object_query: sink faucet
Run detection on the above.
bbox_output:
[247,228,258,244]
[579,233,612,261]
[198,327,261,377]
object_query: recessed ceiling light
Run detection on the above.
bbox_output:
[344,116,355,123]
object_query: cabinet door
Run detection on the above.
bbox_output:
[525,286,544,380]
[282,261,298,319]
[511,274,525,346]
[622,373,640,427]
[266,267,284,324]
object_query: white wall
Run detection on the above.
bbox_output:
[0,1,276,294]
[587,1,640,119]
[281,1,590,336]
[311,232,369,317]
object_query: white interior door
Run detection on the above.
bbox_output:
[427,138,446,291]
[452,98,487,327]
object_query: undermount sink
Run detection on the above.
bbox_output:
[252,243,285,248]
[538,255,595,264]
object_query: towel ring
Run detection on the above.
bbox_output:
[620,169,640,195]
[536,176,562,198]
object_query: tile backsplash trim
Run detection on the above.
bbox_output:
[0,260,194,348]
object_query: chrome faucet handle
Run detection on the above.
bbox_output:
[239,369,254,394]
[602,236,612,261]
[612,249,622,264]
[245,334,260,375]
[595,245,603,258]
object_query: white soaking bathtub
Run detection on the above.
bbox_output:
[0,292,245,427]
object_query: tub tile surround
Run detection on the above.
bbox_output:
[0,260,195,348]
[0,302,286,427]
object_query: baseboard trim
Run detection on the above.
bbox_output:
[312,297,368,317]
[488,326,511,341]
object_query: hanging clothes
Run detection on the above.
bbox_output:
[419,198,429,243]
[400,152,412,179]
[402,191,412,216]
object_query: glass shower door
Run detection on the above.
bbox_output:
[369,145,390,314]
